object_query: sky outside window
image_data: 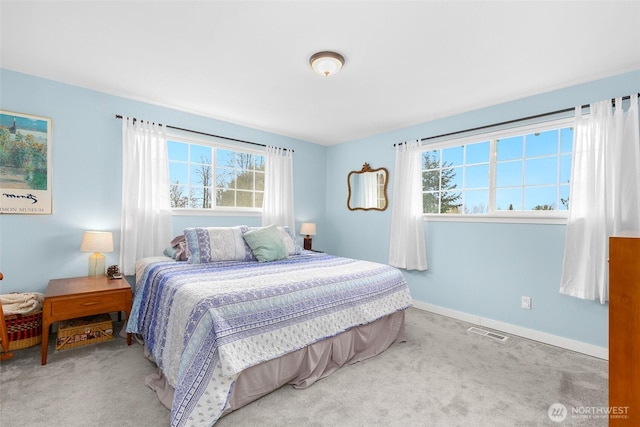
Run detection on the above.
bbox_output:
[422,122,573,214]
[167,139,265,209]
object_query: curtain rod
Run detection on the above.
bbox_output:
[393,94,638,147]
[115,114,293,152]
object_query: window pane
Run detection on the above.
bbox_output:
[423,192,439,214]
[463,190,488,214]
[466,141,490,164]
[255,155,265,170]
[190,163,212,186]
[441,190,462,213]
[465,164,489,189]
[423,150,440,168]
[496,160,523,187]
[559,184,570,210]
[236,170,254,190]
[423,170,441,192]
[217,189,236,206]
[167,141,188,161]
[560,128,573,153]
[216,168,233,188]
[236,153,255,171]
[446,167,462,189]
[496,188,522,210]
[525,186,557,210]
[170,183,188,208]
[169,162,188,184]
[255,171,265,191]
[442,146,463,167]
[236,190,254,207]
[497,136,523,160]
[525,157,557,186]
[216,149,236,167]
[560,153,572,183]
[189,187,212,209]
[526,130,558,157]
[190,144,212,163]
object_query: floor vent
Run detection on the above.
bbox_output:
[467,326,509,342]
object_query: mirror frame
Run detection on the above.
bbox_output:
[347,163,389,211]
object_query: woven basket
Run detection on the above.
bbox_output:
[4,310,43,351]
[56,314,113,351]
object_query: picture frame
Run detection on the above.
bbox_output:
[0,110,53,214]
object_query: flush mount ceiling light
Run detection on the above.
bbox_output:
[309,51,345,77]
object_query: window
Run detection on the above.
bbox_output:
[422,119,573,218]
[167,137,265,210]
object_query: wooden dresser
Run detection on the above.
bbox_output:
[609,233,640,425]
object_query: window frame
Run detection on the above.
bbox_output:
[166,131,265,216]
[421,117,574,225]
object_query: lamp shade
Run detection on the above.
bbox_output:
[80,231,114,253]
[300,223,316,236]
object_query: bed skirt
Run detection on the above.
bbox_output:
[145,309,406,417]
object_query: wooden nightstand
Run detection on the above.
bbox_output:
[41,276,132,365]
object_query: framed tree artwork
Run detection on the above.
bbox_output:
[0,110,53,214]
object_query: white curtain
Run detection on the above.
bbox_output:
[389,140,428,270]
[119,117,173,275]
[262,146,295,233]
[560,95,640,303]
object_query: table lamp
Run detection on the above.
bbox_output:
[300,223,316,251]
[80,231,114,277]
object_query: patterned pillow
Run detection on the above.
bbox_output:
[184,226,252,264]
[278,226,303,256]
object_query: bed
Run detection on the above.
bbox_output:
[127,225,412,427]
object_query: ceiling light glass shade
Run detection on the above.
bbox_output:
[310,51,344,77]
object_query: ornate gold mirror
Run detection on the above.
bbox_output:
[347,163,389,211]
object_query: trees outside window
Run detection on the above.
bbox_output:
[421,118,573,216]
[167,140,264,210]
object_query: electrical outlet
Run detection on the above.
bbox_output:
[521,296,532,310]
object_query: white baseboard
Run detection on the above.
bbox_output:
[411,300,608,360]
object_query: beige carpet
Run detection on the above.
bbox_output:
[0,308,607,426]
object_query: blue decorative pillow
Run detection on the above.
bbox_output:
[183,226,251,264]
[242,225,289,262]
[163,246,177,259]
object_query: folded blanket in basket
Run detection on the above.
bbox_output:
[0,292,45,315]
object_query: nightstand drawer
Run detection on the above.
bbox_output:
[49,292,128,317]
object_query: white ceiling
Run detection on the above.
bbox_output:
[1,1,639,146]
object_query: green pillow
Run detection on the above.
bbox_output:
[243,225,289,262]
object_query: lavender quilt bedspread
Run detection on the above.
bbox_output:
[127,252,412,427]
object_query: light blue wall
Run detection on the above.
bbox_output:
[0,69,326,293]
[325,70,640,348]
[2,67,638,349]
